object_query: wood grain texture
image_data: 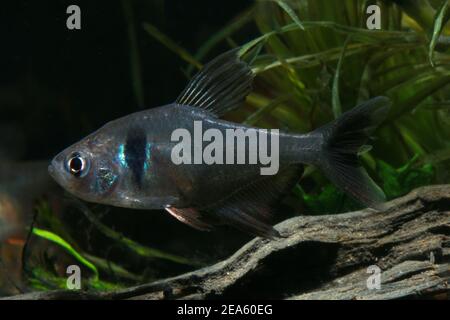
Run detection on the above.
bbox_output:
[5,185,449,300]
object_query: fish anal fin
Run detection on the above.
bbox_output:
[165,206,213,231]
[176,48,254,116]
[205,165,303,238]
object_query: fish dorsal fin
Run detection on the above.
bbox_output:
[204,165,304,238]
[176,48,255,116]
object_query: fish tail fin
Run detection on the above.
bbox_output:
[313,96,391,210]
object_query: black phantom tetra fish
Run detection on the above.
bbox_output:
[48,49,391,238]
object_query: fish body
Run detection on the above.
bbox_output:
[49,49,390,238]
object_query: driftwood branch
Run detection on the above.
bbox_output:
[6,185,450,300]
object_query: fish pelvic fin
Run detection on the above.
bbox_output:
[175,48,254,116]
[313,96,391,210]
[165,206,213,231]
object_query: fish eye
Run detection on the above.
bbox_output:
[66,152,89,178]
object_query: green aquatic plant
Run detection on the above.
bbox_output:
[143,0,450,212]
[28,266,123,292]
[9,0,450,296]
[74,200,204,267]
[428,0,449,66]
[24,199,201,292]
[32,227,99,280]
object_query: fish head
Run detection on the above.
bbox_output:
[48,132,120,204]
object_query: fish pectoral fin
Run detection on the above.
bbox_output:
[175,48,254,116]
[205,165,304,239]
[165,206,213,231]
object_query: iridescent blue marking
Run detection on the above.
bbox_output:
[117,144,127,168]
[144,143,152,171]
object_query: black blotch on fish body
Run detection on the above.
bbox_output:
[125,127,147,188]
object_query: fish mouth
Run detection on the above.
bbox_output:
[48,154,64,182]
[47,159,68,190]
[48,152,65,177]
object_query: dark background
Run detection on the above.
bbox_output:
[1,0,258,283]
[1,0,253,160]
